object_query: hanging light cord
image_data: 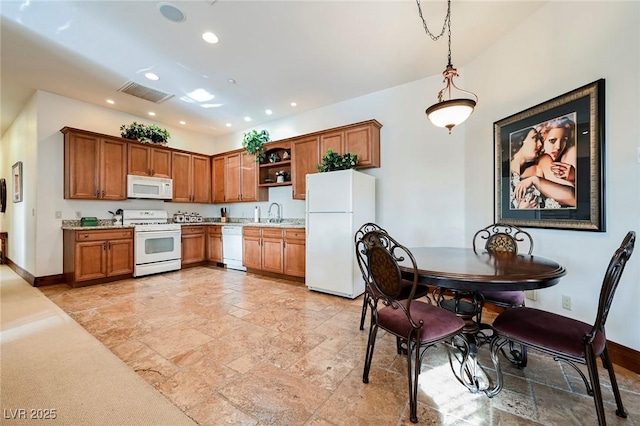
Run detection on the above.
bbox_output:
[416,0,452,65]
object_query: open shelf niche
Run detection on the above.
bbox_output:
[259,142,292,187]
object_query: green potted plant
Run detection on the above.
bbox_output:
[242,129,270,163]
[317,149,359,172]
[120,122,170,146]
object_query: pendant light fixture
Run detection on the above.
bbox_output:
[416,0,478,133]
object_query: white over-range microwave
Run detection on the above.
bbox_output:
[127,175,173,200]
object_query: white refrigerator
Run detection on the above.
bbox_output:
[305,169,375,298]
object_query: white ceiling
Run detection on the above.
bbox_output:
[0,0,546,138]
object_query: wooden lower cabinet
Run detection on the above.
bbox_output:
[206,225,223,263]
[284,229,306,277]
[181,226,206,266]
[63,229,134,288]
[242,227,305,279]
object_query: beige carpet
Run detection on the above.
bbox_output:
[0,266,196,425]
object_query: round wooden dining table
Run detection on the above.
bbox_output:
[400,247,566,394]
[404,247,566,291]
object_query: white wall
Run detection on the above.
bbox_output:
[464,1,640,349]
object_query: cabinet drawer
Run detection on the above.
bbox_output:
[243,227,261,238]
[181,225,205,235]
[76,229,133,241]
[207,225,222,236]
[284,229,305,240]
[262,228,283,239]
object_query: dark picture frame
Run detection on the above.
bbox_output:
[12,161,23,203]
[494,79,605,231]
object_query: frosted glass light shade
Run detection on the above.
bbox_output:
[426,99,476,132]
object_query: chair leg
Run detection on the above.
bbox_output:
[363,323,378,384]
[600,344,627,418]
[585,344,607,426]
[406,337,419,423]
[485,335,508,398]
[359,292,370,330]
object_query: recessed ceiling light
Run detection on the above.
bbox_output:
[158,3,186,23]
[148,112,156,116]
[228,78,236,84]
[145,72,160,81]
[226,123,232,127]
[106,99,115,104]
[202,32,219,44]
[265,109,273,115]
[290,102,297,107]
[244,117,252,122]
[180,121,186,125]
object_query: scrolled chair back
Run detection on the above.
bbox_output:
[593,230,635,334]
[354,223,388,283]
[365,231,420,311]
[473,223,533,255]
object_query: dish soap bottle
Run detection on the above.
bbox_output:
[254,206,260,223]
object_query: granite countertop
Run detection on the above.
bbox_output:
[61,219,306,230]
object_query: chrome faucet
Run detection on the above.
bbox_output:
[268,202,282,223]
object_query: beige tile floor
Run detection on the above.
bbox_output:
[41,266,639,425]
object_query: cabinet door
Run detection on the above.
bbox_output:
[291,136,319,200]
[128,143,152,176]
[212,156,226,203]
[225,153,242,202]
[242,228,262,269]
[262,229,284,274]
[75,241,107,281]
[284,229,306,278]
[172,152,192,202]
[240,152,259,201]
[182,231,206,265]
[65,132,100,199]
[107,238,134,276]
[100,138,128,200]
[344,122,381,168]
[207,226,223,263]
[192,154,211,203]
[150,147,172,178]
[319,131,344,157]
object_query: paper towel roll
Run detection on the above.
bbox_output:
[254,206,260,223]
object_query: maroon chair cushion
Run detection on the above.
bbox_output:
[481,290,525,306]
[378,300,464,343]
[492,307,606,358]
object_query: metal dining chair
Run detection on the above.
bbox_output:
[354,223,430,332]
[488,231,636,426]
[473,223,533,367]
[361,230,467,423]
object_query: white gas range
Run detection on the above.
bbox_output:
[122,210,181,277]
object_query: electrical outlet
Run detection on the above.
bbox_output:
[55,211,62,219]
[76,211,82,218]
[562,295,572,310]
[525,290,537,301]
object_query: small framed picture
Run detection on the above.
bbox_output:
[12,161,23,203]
[494,79,605,231]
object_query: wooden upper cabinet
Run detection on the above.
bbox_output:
[344,121,381,168]
[211,156,226,203]
[171,152,210,203]
[128,143,172,178]
[291,136,320,200]
[62,127,127,200]
[172,152,191,202]
[224,151,267,203]
[225,153,242,202]
[318,120,381,169]
[191,154,211,203]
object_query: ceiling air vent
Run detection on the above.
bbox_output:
[117,81,174,104]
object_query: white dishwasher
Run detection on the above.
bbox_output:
[222,225,246,271]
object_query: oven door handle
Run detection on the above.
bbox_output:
[136,230,181,237]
